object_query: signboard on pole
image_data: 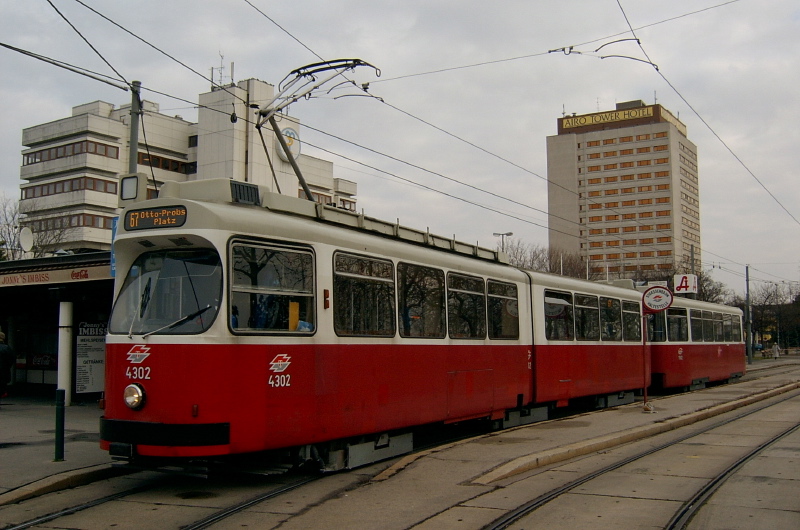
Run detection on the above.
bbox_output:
[673,274,698,294]
[76,322,106,393]
[642,286,673,314]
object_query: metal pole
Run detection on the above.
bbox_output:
[746,265,753,364]
[128,81,141,174]
[57,301,73,406]
[54,388,65,461]
[269,115,314,201]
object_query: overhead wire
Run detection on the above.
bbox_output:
[23,0,791,286]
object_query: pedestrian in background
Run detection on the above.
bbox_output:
[0,331,14,399]
[772,342,781,360]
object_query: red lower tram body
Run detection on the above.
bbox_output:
[100,342,534,460]
[650,342,746,390]
[100,340,652,463]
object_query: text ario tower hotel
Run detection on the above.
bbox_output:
[546,100,700,278]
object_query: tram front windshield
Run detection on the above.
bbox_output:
[109,249,222,336]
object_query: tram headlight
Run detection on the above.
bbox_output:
[123,383,146,410]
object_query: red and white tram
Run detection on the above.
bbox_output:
[100,178,743,470]
[648,297,745,391]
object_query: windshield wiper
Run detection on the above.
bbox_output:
[141,305,213,338]
[128,278,152,338]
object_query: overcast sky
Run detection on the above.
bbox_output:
[1,0,798,295]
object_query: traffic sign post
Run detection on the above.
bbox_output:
[641,286,674,413]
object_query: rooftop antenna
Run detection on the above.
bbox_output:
[562,103,566,117]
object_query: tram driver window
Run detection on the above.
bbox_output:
[230,244,315,333]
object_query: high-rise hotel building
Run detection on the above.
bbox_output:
[546,100,700,277]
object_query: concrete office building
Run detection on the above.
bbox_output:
[2,78,356,396]
[546,100,700,278]
[18,77,357,253]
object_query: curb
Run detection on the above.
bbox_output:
[0,464,121,506]
[472,381,800,485]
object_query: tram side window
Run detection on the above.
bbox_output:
[230,244,315,333]
[690,310,704,342]
[731,314,743,342]
[703,311,715,342]
[713,312,724,342]
[600,297,622,341]
[723,314,733,342]
[448,273,486,339]
[334,253,395,337]
[397,262,445,338]
[575,294,600,341]
[544,290,574,341]
[667,308,689,342]
[648,310,667,342]
[488,280,519,339]
[622,301,641,341]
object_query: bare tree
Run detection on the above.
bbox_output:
[0,193,76,260]
[0,193,22,261]
[501,237,600,280]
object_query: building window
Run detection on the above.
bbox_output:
[656,210,671,217]
[639,211,654,218]
[638,186,653,192]
[657,237,672,243]
[654,144,668,151]
[654,131,668,138]
[620,161,634,168]
[640,238,654,244]
[606,227,619,233]
[655,157,669,164]
[588,153,601,159]
[640,251,654,257]
[604,189,619,196]
[656,197,671,204]
[604,164,618,170]
[621,174,634,181]
[603,138,616,145]
[23,139,120,166]
[589,216,602,222]
[620,149,634,155]
[587,165,601,172]
[188,135,199,147]
[620,136,633,143]
[604,151,618,157]
[623,226,636,232]
[587,140,600,147]
[606,215,619,221]
[656,223,671,230]
[636,134,650,141]
[605,202,619,208]
[637,147,651,154]
[637,160,652,167]
[639,225,654,231]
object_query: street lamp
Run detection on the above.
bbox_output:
[493,232,513,252]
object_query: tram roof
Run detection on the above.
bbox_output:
[158,178,507,265]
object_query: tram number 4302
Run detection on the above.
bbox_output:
[268,374,291,388]
[126,366,151,380]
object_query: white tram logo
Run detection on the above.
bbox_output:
[270,354,292,373]
[126,345,151,364]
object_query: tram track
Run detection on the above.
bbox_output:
[482,388,800,530]
[0,468,323,530]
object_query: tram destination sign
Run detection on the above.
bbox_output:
[125,206,187,230]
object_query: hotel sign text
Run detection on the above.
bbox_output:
[562,106,654,129]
